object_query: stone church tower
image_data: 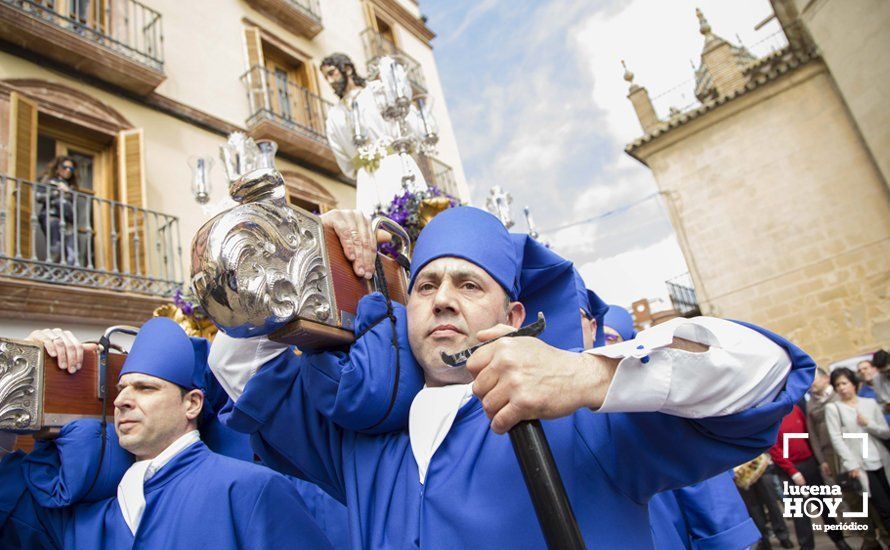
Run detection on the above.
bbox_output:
[624,1,890,366]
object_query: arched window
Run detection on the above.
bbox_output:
[280,170,337,214]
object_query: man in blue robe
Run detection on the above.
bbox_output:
[596,305,761,549]
[0,317,332,549]
[602,305,763,549]
[209,206,815,549]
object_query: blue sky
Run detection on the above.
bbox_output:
[423,0,784,307]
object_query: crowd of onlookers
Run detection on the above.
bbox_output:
[735,350,890,550]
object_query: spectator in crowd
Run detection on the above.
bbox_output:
[874,350,889,372]
[770,404,850,550]
[859,359,890,424]
[808,367,838,478]
[827,368,890,531]
[808,367,882,548]
[734,454,794,549]
[36,155,79,265]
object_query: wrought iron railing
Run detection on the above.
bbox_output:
[665,272,699,316]
[361,28,427,93]
[417,156,459,198]
[241,65,332,144]
[0,175,182,297]
[3,0,164,70]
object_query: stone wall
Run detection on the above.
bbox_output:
[637,61,890,366]
[792,0,890,190]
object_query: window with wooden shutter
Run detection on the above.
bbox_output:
[6,92,38,258]
[281,171,337,215]
[117,128,147,275]
[264,47,315,129]
[243,27,269,114]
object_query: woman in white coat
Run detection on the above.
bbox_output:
[826,367,890,529]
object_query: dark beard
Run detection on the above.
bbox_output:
[332,75,348,98]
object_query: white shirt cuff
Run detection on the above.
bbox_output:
[587,317,792,418]
[207,332,291,402]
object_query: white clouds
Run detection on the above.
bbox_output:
[575,233,690,307]
[428,0,782,309]
[573,0,782,144]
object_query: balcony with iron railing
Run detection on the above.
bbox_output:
[361,28,426,94]
[241,65,339,173]
[665,272,700,317]
[417,156,459,198]
[0,0,165,94]
[242,0,322,38]
[0,175,183,323]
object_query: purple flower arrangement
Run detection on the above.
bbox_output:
[173,288,195,317]
[378,185,459,255]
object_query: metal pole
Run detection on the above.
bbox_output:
[509,420,585,549]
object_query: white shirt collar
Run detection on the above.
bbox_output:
[117,430,200,535]
[408,384,474,485]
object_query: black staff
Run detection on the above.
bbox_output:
[441,313,585,549]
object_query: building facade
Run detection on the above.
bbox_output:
[0,0,469,339]
[624,0,890,366]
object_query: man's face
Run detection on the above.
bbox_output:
[811,372,830,392]
[321,64,348,98]
[858,360,877,383]
[407,257,524,386]
[113,373,202,460]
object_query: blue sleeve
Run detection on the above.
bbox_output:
[303,292,423,434]
[218,349,347,503]
[22,420,133,507]
[0,451,66,549]
[674,471,760,550]
[580,321,814,503]
[240,474,334,550]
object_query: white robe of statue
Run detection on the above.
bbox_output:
[325,80,427,216]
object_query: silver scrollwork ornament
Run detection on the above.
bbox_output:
[0,339,42,432]
[190,134,337,338]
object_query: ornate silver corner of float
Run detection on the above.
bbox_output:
[0,338,43,432]
[190,133,337,338]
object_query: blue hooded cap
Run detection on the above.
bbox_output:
[410,207,519,299]
[572,269,609,348]
[604,304,636,342]
[119,317,208,390]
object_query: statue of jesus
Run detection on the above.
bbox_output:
[321,53,427,216]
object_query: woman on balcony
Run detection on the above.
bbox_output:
[36,155,80,265]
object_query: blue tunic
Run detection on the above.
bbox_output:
[218,321,814,549]
[648,471,760,549]
[0,441,332,549]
